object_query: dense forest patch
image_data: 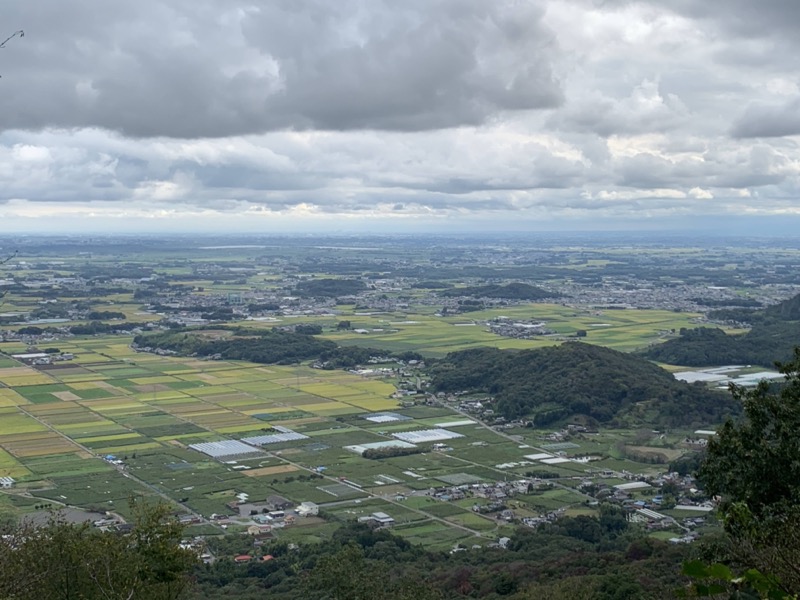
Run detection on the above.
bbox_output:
[643,293,800,367]
[431,342,735,427]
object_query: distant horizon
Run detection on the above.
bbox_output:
[0,215,800,239]
[3,215,800,240]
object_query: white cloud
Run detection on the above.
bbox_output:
[0,0,798,231]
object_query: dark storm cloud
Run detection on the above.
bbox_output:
[0,0,562,138]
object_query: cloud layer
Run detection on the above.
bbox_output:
[0,0,798,232]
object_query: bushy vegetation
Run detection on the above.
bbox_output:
[643,293,800,367]
[687,349,800,598]
[191,510,691,600]
[0,500,198,600]
[361,446,423,459]
[431,343,735,426]
[134,327,336,365]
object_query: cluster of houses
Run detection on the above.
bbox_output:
[9,350,74,365]
[486,317,554,339]
[426,479,549,518]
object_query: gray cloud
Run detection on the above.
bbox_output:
[0,0,561,138]
[731,97,800,138]
[0,0,799,231]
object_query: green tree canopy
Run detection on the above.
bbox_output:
[0,498,198,600]
[698,349,800,596]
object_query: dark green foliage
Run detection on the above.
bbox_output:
[294,323,323,335]
[764,293,800,321]
[70,321,141,335]
[643,293,800,367]
[86,310,126,320]
[691,297,762,308]
[439,282,558,300]
[191,516,691,600]
[318,345,386,368]
[680,560,790,599]
[16,326,44,335]
[293,278,366,298]
[700,351,800,518]
[0,499,198,600]
[670,452,705,477]
[134,327,335,365]
[431,343,735,426]
[695,349,800,596]
[361,446,423,459]
[201,308,235,321]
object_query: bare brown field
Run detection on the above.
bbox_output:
[3,434,80,457]
[241,465,299,477]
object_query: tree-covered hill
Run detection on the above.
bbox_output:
[439,282,559,301]
[133,327,336,365]
[642,292,800,367]
[430,343,735,427]
[132,327,420,367]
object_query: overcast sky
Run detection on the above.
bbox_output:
[1,0,799,234]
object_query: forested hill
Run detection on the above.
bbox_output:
[438,282,559,300]
[642,292,800,367]
[430,343,734,427]
[133,328,336,365]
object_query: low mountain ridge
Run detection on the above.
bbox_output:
[431,342,735,427]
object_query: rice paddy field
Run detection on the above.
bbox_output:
[314,304,700,356]
[0,241,724,541]
[0,331,696,542]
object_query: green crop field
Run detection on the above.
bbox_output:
[0,285,719,548]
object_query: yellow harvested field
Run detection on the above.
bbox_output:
[0,411,49,435]
[341,397,399,411]
[26,400,82,412]
[93,382,129,393]
[206,369,265,380]
[241,464,299,477]
[0,367,31,377]
[57,374,111,383]
[187,386,239,397]
[351,381,397,394]
[57,421,119,433]
[95,442,163,454]
[215,424,268,434]
[242,405,294,415]
[67,382,104,390]
[76,432,141,444]
[133,391,191,402]
[0,375,56,386]
[2,433,79,457]
[129,376,180,385]
[52,391,82,401]
[0,389,28,406]
[0,447,30,478]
